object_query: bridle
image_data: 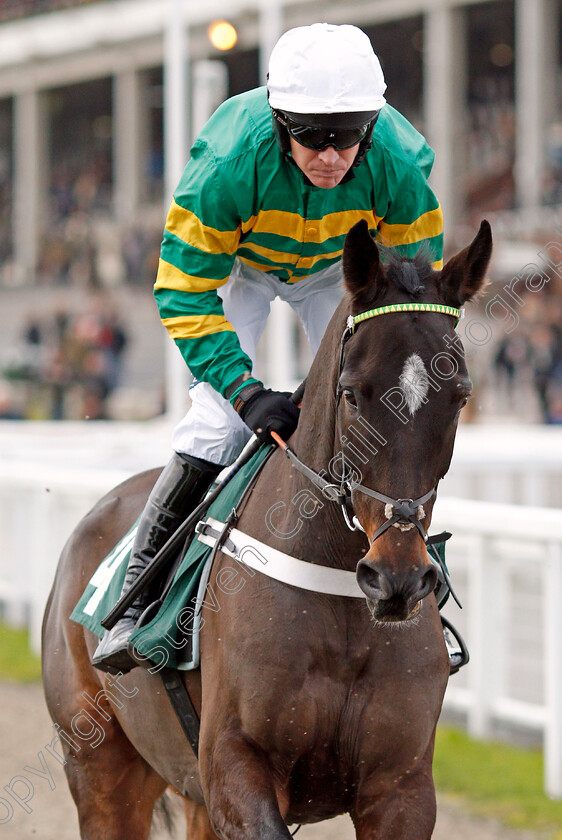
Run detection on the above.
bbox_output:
[272,301,462,546]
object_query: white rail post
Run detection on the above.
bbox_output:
[544,539,562,798]
[466,534,495,738]
[491,550,510,706]
[29,485,55,655]
[522,469,546,507]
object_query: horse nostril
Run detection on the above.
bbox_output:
[419,565,438,599]
[356,560,391,599]
[357,559,438,605]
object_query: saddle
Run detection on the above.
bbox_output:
[70,442,274,670]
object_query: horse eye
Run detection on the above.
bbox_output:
[343,388,358,408]
[458,396,469,411]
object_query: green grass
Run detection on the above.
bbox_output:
[435,725,562,837]
[0,622,42,682]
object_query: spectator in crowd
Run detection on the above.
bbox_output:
[1,300,128,420]
[528,323,559,422]
[0,381,23,419]
[492,332,530,409]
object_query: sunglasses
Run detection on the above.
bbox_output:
[279,114,376,151]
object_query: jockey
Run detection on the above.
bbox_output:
[93,22,444,673]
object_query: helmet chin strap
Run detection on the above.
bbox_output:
[271,112,292,158]
[351,120,377,168]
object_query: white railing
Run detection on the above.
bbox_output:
[433,497,562,799]
[1,420,560,506]
[0,463,130,653]
[0,451,561,797]
[438,424,562,508]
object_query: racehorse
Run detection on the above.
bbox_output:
[42,218,492,840]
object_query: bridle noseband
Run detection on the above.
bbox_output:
[347,483,436,543]
[274,301,462,546]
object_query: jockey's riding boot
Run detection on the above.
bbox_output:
[92,453,222,674]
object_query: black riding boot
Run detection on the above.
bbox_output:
[92,453,221,674]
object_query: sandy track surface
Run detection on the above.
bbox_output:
[0,682,540,840]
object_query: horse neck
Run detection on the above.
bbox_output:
[290,307,345,470]
[281,306,371,562]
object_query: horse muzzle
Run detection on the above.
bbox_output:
[356,556,438,622]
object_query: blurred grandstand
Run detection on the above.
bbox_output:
[0,0,560,422]
[0,0,100,22]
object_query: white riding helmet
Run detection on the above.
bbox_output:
[267,23,387,115]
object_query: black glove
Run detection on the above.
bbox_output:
[232,382,300,443]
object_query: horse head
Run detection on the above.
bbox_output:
[339,219,492,622]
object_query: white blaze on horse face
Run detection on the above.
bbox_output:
[399,353,429,416]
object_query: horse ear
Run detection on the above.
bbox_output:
[343,220,385,308]
[440,220,493,304]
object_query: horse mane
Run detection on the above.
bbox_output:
[378,243,435,298]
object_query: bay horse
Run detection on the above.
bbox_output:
[42,219,492,840]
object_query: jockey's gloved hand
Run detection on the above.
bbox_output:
[232,382,300,444]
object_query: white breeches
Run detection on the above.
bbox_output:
[171,258,344,466]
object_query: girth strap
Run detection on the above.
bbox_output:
[160,667,200,756]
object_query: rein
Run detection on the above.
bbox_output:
[273,300,462,546]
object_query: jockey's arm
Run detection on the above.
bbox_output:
[154,151,261,401]
[153,141,299,441]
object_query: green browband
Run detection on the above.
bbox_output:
[349,302,462,331]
